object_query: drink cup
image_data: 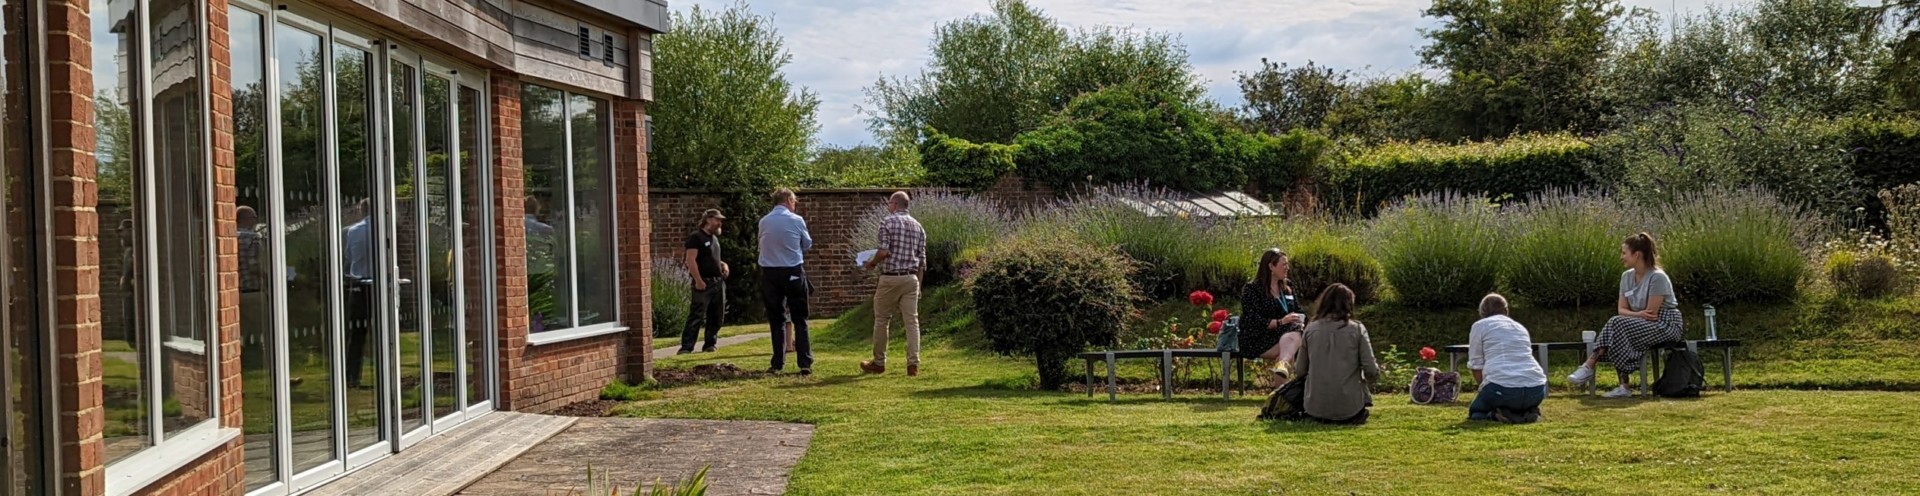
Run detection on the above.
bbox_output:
[1582,331,1597,343]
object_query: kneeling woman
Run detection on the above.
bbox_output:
[1239,249,1308,382]
[1568,232,1684,398]
[1296,284,1381,424]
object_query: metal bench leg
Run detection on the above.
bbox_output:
[1106,353,1117,402]
[1640,355,1650,396]
[1236,358,1246,396]
[1162,350,1174,400]
[1449,353,1458,374]
[1086,358,1094,398]
[1535,344,1549,386]
[1723,348,1734,393]
[1220,352,1231,400]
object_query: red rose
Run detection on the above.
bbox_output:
[1211,309,1230,323]
[1419,347,1438,361]
[1189,290,1214,307]
[1207,321,1224,334]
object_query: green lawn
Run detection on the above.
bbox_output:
[622,306,1920,494]
[649,320,833,352]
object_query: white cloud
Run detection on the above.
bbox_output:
[676,0,1751,147]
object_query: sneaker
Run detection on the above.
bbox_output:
[907,364,919,377]
[678,348,696,355]
[799,368,813,377]
[701,347,717,353]
[1269,361,1294,381]
[1567,365,1595,386]
[859,361,886,374]
[1602,385,1634,398]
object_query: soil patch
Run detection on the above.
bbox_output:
[653,363,770,387]
[551,399,624,418]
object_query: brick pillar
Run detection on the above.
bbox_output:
[490,74,529,409]
[46,0,105,492]
[207,0,244,435]
[614,98,653,381]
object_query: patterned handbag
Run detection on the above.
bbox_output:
[1410,367,1461,404]
[1215,317,1240,353]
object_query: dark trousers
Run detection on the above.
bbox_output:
[761,266,812,370]
[680,278,725,352]
[345,285,374,386]
[1468,383,1548,422]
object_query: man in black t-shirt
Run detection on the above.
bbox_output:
[680,208,730,354]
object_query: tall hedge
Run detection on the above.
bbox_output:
[920,129,1019,191]
[1327,133,1602,214]
[1012,83,1254,193]
[1835,118,1920,193]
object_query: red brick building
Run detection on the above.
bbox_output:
[1,0,664,494]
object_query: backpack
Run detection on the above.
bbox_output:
[1409,367,1460,404]
[1654,345,1705,398]
[1257,376,1307,421]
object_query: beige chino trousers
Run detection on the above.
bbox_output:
[872,274,921,367]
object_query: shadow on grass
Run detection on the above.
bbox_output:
[773,374,876,390]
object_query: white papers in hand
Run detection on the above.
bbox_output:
[855,249,877,268]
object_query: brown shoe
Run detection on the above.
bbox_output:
[859,361,886,374]
[907,365,919,377]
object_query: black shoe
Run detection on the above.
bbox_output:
[799,368,813,376]
[702,347,717,353]
[766,368,783,374]
[678,348,696,355]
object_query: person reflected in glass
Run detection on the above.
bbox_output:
[237,206,269,367]
[343,199,375,388]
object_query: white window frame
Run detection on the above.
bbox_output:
[100,0,238,493]
[521,83,623,346]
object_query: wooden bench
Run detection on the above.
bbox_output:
[1443,339,1742,394]
[1077,349,1239,401]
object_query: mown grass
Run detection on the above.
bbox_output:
[627,332,1920,495]
[649,319,835,353]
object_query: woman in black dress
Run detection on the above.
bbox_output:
[1239,248,1309,381]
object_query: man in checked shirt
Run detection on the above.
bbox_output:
[859,191,928,377]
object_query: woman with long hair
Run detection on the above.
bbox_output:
[1238,248,1308,382]
[1567,232,1684,398]
[1293,284,1381,424]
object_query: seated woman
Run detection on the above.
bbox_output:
[1238,249,1308,382]
[1295,283,1380,425]
[1568,232,1684,398]
[1467,293,1548,423]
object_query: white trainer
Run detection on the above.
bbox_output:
[1602,385,1634,398]
[1567,365,1595,386]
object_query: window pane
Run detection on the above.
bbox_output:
[275,23,336,473]
[335,42,381,453]
[520,84,571,331]
[390,60,426,433]
[2,0,45,490]
[226,6,276,491]
[93,0,149,466]
[568,95,615,327]
[458,85,488,407]
[152,0,215,442]
[423,74,456,417]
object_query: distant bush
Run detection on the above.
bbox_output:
[1326,133,1601,214]
[968,232,1139,390]
[1657,188,1817,305]
[920,130,1019,191]
[853,191,1010,286]
[1285,231,1383,305]
[1245,129,1333,198]
[1370,193,1506,308]
[652,258,692,338]
[1832,118,1920,196]
[1825,251,1904,299]
[1504,191,1627,307]
[1606,101,1858,217]
[1051,186,1232,299]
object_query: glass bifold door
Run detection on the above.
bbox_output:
[230,3,495,494]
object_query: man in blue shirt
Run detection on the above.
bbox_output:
[759,188,814,375]
[342,199,375,387]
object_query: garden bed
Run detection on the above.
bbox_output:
[653,363,771,387]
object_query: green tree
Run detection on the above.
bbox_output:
[801,145,924,188]
[650,2,820,193]
[1236,59,1355,134]
[864,0,1202,146]
[1420,0,1624,140]
[1875,0,1920,112]
[1013,83,1253,192]
[1323,73,1448,143]
[1605,0,1889,117]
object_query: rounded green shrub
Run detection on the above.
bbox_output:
[1657,188,1816,305]
[968,231,1139,390]
[1826,251,1904,299]
[1503,191,1626,307]
[1370,193,1506,308]
[651,258,692,338]
[1286,232,1383,305]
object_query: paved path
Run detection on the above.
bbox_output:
[652,333,771,360]
[458,418,815,496]
[306,412,575,496]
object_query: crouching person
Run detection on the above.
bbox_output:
[1467,293,1548,424]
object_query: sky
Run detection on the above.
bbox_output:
[677,0,1738,148]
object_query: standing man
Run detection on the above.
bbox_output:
[679,209,729,354]
[342,199,375,388]
[860,192,927,377]
[759,188,814,375]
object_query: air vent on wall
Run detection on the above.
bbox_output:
[578,25,592,57]
[603,34,616,65]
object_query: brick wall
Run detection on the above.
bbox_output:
[980,173,1058,216]
[613,98,654,381]
[650,188,961,317]
[510,333,623,413]
[134,438,244,496]
[47,0,107,491]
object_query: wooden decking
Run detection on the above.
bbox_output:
[304,411,576,496]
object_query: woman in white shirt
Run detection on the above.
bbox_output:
[1467,293,1548,423]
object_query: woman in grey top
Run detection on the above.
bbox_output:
[1294,284,1381,424]
[1567,232,1684,398]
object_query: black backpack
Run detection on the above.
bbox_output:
[1654,345,1705,398]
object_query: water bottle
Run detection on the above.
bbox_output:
[1704,304,1718,341]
